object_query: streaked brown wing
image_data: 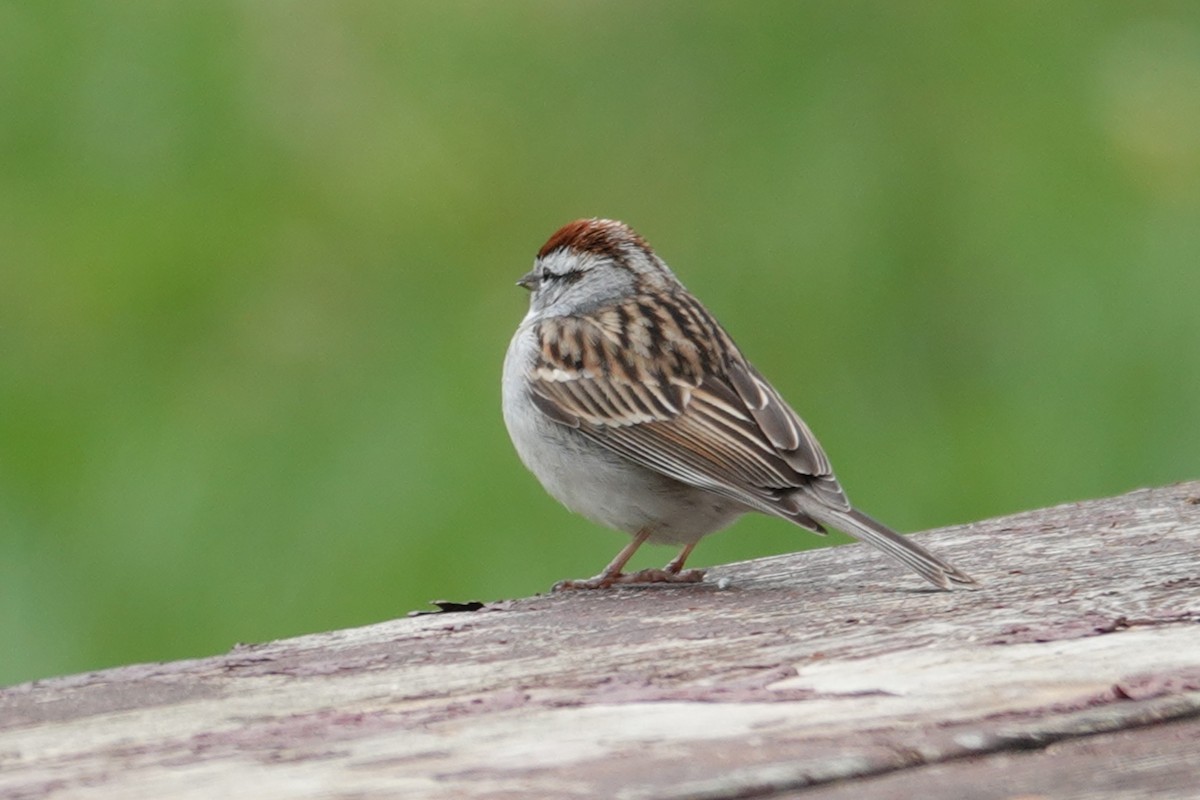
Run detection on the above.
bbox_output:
[527,292,849,523]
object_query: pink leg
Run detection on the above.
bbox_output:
[553,535,706,591]
[553,529,653,590]
[664,543,696,574]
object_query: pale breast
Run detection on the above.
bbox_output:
[502,323,747,544]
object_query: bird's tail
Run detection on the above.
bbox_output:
[809,505,979,591]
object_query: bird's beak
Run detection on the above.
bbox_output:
[516,270,538,290]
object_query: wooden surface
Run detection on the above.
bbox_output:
[3,481,1200,799]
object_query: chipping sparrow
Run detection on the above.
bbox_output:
[502,219,977,591]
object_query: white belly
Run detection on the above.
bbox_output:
[502,325,746,546]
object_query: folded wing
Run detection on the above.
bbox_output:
[527,292,846,531]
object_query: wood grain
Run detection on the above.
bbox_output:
[3,482,1199,799]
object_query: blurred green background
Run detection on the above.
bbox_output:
[2,2,1198,688]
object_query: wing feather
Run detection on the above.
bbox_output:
[527,293,848,526]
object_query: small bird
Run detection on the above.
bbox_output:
[502,219,977,591]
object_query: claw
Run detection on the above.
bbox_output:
[552,567,706,591]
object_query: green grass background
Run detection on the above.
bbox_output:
[2,2,1198,687]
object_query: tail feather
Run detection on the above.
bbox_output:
[808,506,979,591]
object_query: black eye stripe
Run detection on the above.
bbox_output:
[546,268,584,283]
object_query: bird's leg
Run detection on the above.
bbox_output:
[663,543,696,574]
[553,529,653,590]
[553,533,705,590]
[620,542,706,584]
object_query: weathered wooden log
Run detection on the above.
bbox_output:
[3,481,1199,799]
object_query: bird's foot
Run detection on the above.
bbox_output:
[552,567,706,591]
[622,567,707,584]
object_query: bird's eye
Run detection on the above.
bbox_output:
[550,268,584,284]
